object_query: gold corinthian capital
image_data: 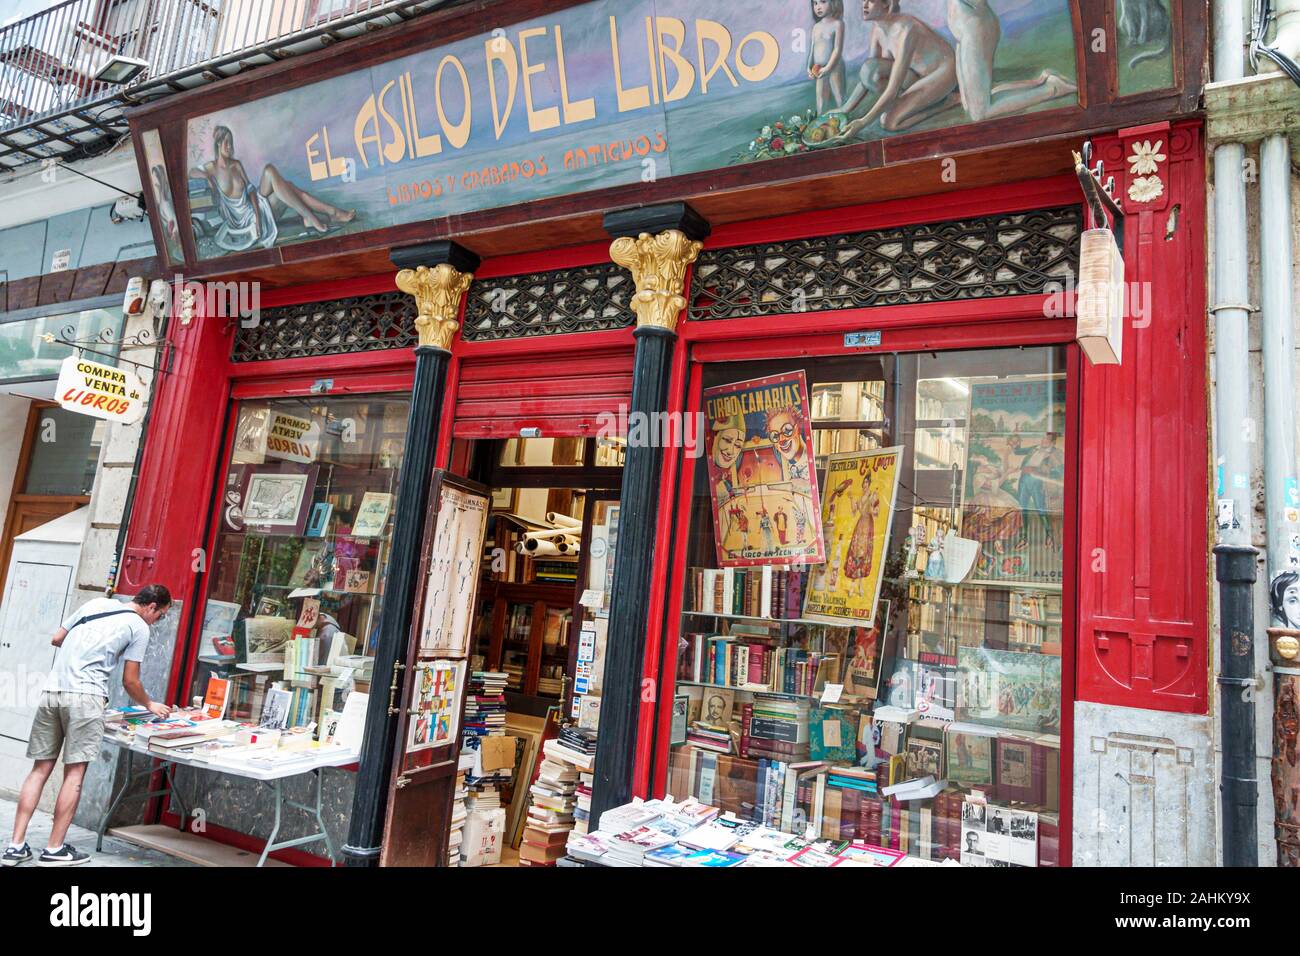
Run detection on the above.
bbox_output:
[609,229,702,333]
[395,263,474,351]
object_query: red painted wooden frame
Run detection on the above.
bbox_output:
[120,148,1206,865]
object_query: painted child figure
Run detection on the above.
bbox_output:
[808,0,847,114]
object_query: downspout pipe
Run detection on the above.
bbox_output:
[1212,0,1260,867]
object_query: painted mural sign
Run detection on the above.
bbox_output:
[183,0,1079,260]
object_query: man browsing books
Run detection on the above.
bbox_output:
[4,585,173,868]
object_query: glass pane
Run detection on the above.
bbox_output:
[24,407,104,496]
[498,437,586,467]
[0,307,122,382]
[190,393,410,741]
[667,346,1067,867]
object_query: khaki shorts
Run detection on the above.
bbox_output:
[26,691,108,765]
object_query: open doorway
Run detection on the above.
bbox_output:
[450,435,623,866]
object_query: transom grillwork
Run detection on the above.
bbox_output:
[231,291,416,362]
[688,206,1082,321]
[462,262,634,341]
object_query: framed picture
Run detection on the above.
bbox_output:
[404,659,464,754]
[416,474,490,657]
[305,502,332,537]
[241,464,318,535]
[490,486,517,512]
[351,491,393,537]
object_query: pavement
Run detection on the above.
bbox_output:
[0,795,193,868]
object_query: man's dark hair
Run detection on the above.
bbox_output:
[134,584,172,609]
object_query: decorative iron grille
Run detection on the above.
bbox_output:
[688,205,1082,321]
[462,262,635,341]
[231,291,416,362]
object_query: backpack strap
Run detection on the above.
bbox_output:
[67,609,136,633]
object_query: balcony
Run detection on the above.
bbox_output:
[0,0,456,174]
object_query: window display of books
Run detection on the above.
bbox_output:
[673,356,1069,866]
[565,796,965,868]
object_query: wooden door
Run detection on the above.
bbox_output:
[380,470,490,867]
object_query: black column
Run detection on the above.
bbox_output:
[342,240,477,866]
[1215,544,1258,868]
[590,203,708,826]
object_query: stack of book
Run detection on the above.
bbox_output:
[573,774,593,834]
[448,753,473,866]
[685,723,732,754]
[462,671,513,810]
[745,695,811,761]
[558,725,597,759]
[520,749,582,867]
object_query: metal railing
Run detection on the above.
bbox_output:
[0,0,454,171]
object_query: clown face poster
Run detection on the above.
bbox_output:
[803,448,902,625]
[703,371,824,568]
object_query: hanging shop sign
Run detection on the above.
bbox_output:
[177,0,1082,262]
[703,369,824,568]
[264,411,321,463]
[56,356,148,425]
[1076,227,1124,365]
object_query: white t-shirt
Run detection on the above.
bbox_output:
[45,598,151,697]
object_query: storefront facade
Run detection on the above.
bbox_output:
[118,0,1212,865]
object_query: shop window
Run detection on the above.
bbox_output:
[190,394,409,740]
[24,407,105,497]
[0,305,122,383]
[668,345,1067,867]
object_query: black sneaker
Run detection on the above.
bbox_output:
[2,843,32,866]
[37,844,90,867]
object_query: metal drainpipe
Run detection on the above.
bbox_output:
[1212,0,1260,867]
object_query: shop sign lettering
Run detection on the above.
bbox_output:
[55,356,147,425]
[265,411,321,463]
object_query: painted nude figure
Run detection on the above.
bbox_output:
[808,0,847,114]
[190,125,354,252]
[833,0,959,138]
[947,0,1077,121]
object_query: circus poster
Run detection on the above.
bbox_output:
[803,448,902,625]
[703,371,824,568]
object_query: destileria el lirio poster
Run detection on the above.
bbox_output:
[703,371,823,568]
[960,375,1066,588]
[803,448,902,625]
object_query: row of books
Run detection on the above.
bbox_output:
[678,633,838,696]
[689,567,809,619]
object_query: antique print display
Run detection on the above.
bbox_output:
[960,375,1066,587]
[804,448,901,624]
[956,645,1061,735]
[182,0,1078,260]
[406,659,465,753]
[419,483,490,656]
[841,600,889,701]
[243,471,312,529]
[351,491,394,537]
[231,405,270,465]
[703,370,824,568]
[960,799,1038,867]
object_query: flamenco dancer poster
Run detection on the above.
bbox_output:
[803,448,902,625]
[703,371,824,568]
